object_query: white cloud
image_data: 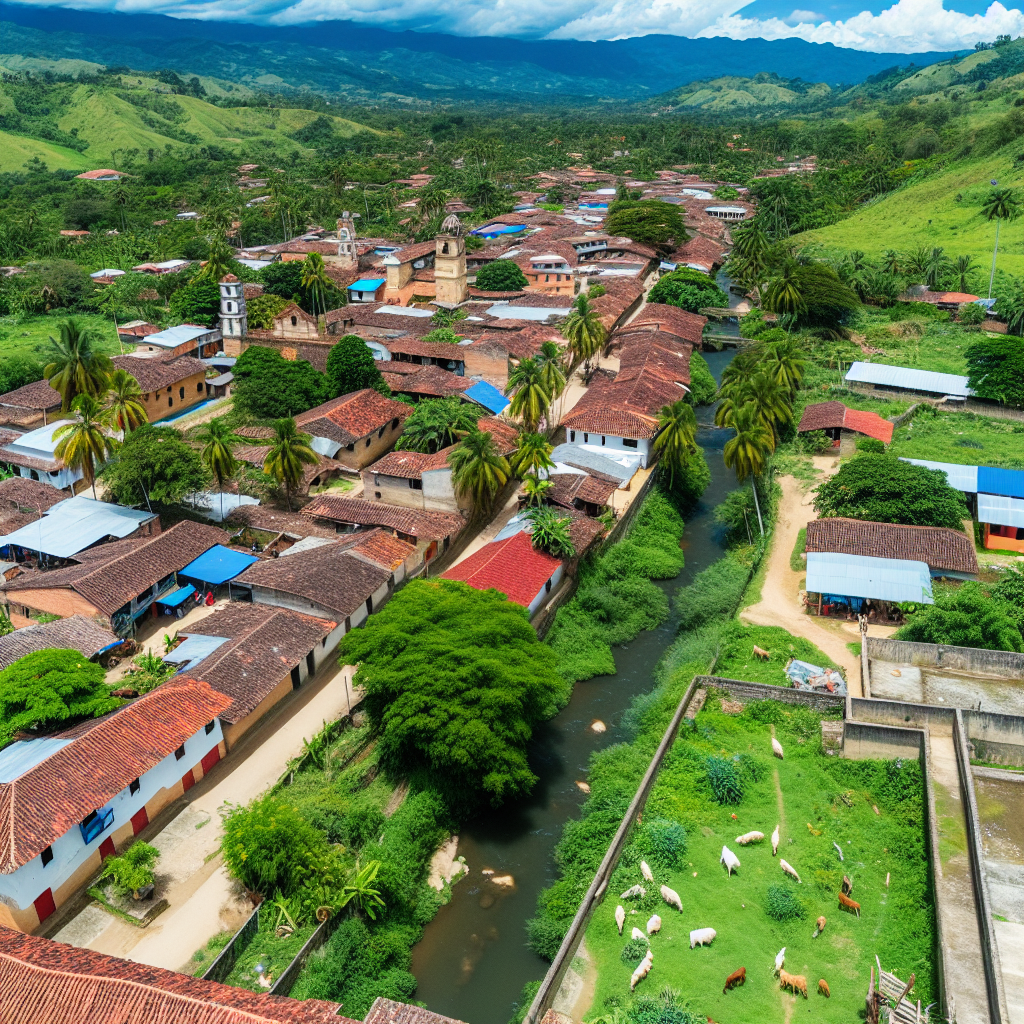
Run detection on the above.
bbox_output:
[6,0,1024,50]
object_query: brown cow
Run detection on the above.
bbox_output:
[723,967,746,994]
[818,979,831,998]
[779,970,808,999]
[838,891,861,917]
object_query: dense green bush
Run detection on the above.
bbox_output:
[674,555,751,631]
[856,436,886,453]
[476,260,529,292]
[894,581,1023,652]
[233,345,325,419]
[686,351,717,406]
[637,817,688,868]
[620,937,649,964]
[764,884,804,921]
[705,755,743,804]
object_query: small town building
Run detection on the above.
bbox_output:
[385,364,474,403]
[797,401,894,453]
[844,362,972,401]
[382,240,440,305]
[131,324,222,360]
[977,494,1024,553]
[75,169,126,181]
[0,421,86,490]
[805,518,978,579]
[112,355,208,422]
[348,278,387,303]
[0,380,61,431]
[546,468,619,517]
[0,678,231,931]
[805,551,934,620]
[0,615,120,671]
[218,274,247,341]
[434,214,469,305]
[131,259,192,274]
[116,320,161,344]
[0,478,64,538]
[294,389,412,471]
[173,544,259,602]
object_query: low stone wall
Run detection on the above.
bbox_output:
[964,708,1024,766]
[866,636,1024,679]
[699,676,847,712]
[201,904,259,983]
[843,720,925,760]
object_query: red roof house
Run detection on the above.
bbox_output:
[797,401,893,446]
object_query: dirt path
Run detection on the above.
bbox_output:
[740,471,866,694]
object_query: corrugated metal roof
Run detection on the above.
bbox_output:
[0,496,155,558]
[845,361,972,398]
[179,544,259,584]
[163,633,229,674]
[550,443,641,484]
[805,552,934,604]
[978,466,1024,500]
[464,380,511,414]
[349,279,385,292]
[900,458,979,493]
[978,493,1024,529]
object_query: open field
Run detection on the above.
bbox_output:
[584,694,935,1023]
[0,313,124,365]
[0,128,92,173]
[712,623,838,686]
[889,407,1024,470]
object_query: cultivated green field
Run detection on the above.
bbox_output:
[585,695,935,1023]
[0,313,124,365]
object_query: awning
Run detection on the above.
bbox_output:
[179,544,259,584]
[157,584,196,608]
[805,552,933,604]
[464,380,511,415]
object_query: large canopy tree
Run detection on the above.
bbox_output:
[336,579,568,810]
[605,199,687,253]
[100,424,208,507]
[894,582,1023,653]
[233,345,325,419]
[324,335,390,398]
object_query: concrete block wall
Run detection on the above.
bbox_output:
[867,636,1024,679]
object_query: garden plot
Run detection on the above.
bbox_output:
[584,694,935,1023]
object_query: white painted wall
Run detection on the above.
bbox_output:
[564,432,651,469]
[422,467,459,513]
[527,564,564,616]
[0,720,223,912]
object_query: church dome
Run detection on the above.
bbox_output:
[440,214,463,236]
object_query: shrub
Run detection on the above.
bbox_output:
[705,755,743,804]
[99,842,159,896]
[685,351,717,406]
[764,884,804,921]
[476,260,528,292]
[527,915,569,960]
[324,334,390,398]
[856,436,886,453]
[800,429,834,454]
[232,345,325,419]
[674,555,751,631]
[894,581,1023,652]
[246,293,290,330]
[958,302,986,325]
[620,937,650,964]
[638,818,688,868]
[168,277,220,327]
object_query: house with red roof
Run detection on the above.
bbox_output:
[0,679,231,932]
[442,530,563,615]
[797,401,893,454]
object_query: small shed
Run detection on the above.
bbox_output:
[805,551,933,621]
[978,494,1024,553]
[347,278,386,303]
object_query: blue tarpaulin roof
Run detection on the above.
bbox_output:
[157,583,195,607]
[464,380,510,414]
[978,466,1024,500]
[806,552,934,604]
[349,278,385,292]
[180,545,258,584]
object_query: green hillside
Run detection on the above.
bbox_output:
[664,73,831,111]
[0,129,92,173]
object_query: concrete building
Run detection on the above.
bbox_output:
[112,355,208,423]
[219,273,247,341]
[131,325,222,360]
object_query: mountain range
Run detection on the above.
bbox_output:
[0,3,960,103]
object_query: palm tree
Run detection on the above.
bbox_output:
[511,432,554,478]
[742,371,793,440]
[881,249,902,276]
[448,430,510,511]
[952,254,977,293]
[763,265,806,316]
[263,418,318,511]
[722,402,775,536]
[762,337,806,398]
[196,419,241,521]
[44,319,114,412]
[981,187,1022,298]
[523,505,574,558]
[200,239,234,283]
[653,400,698,488]
[300,252,331,323]
[995,280,1024,336]
[923,247,952,290]
[53,394,118,498]
[560,294,606,376]
[536,341,567,401]
[102,369,147,434]
[522,473,553,507]
[505,358,552,433]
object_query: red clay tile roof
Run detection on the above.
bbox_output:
[234,445,342,488]
[176,604,335,722]
[391,365,473,398]
[384,338,465,362]
[233,425,277,440]
[0,615,119,671]
[442,530,560,607]
[670,235,727,270]
[339,528,417,571]
[365,997,467,1024]
[301,496,464,540]
[805,517,978,575]
[0,678,232,872]
[225,505,338,539]
[548,472,617,510]
[0,379,61,412]
[342,307,439,338]
[385,240,437,264]
[629,305,707,346]
[2,520,226,616]
[563,507,606,555]
[369,449,450,480]
[0,927,346,1024]
[797,402,894,444]
[112,355,207,393]
[478,416,519,454]
[294,389,411,446]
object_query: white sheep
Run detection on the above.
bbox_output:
[615,905,625,935]
[780,858,802,883]
[647,914,661,936]
[631,926,647,942]
[620,884,646,900]
[772,737,785,759]
[640,860,654,882]
[771,824,780,856]
[660,884,682,912]
[720,845,741,875]
[689,927,716,949]
[630,949,653,991]
[774,947,786,976]
[735,831,765,845]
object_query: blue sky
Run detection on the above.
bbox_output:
[15,0,1024,52]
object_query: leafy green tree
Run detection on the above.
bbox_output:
[103,368,147,433]
[981,187,1021,297]
[813,454,968,529]
[505,357,551,433]
[54,394,118,498]
[722,402,774,535]
[261,261,305,302]
[648,270,728,313]
[168,277,221,327]
[966,336,1024,407]
[685,350,717,406]
[524,506,575,558]
[233,345,325,419]
[421,327,463,345]
[511,432,554,478]
[395,398,478,454]
[99,843,159,897]
[894,582,1023,653]
[792,263,860,331]
[475,260,529,292]
[336,579,568,809]
[560,294,606,373]
[246,293,290,330]
[44,318,113,412]
[449,429,510,509]
[300,252,331,319]
[0,355,45,397]
[199,240,234,283]
[101,424,208,507]
[0,649,122,746]
[537,341,567,400]
[264,418,318,511]
[196,419,241,520]
[653,400,697,486]
[324,335,389,398]
[605,199,687,253]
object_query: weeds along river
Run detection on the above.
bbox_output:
[409,349,740,1024]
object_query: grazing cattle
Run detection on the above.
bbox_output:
[818,979,831,998]
[752,645,770,660]
[615,905,625,935]
[630,950,653,991]
[720,845,741,875]
[631,926,646,942]
[660,884,682,912]
[723,967,746,994]
[779,970,808,998]
[640,860,654,882]
[842,875,853,895]
[647,914,662,936]
[838,891,861,917]
[812,916,826,938]
[773,947,786,976]
[780,858,801,883]
[689,927,716,949]
[621,884,645,899]
[771,737,784,759]
[736,830,764,845]
[771,824,780,856]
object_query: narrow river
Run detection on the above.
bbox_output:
[410,348,740,1024]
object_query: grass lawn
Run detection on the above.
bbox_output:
[0,313,124,364]
[584,694,935,1023]
[889,408,1024,470]
[714,623,838,687]
[790,528,807,572]
[223,916,314,992]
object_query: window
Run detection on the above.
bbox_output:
[622,438,638,448]
[410,478,422,490]
[205,721,215,735]
[365,438,371,447]
[291,315,297,326]
[601,436,606,446]
[392,418,400,430]
[168,397,173,407]
[179,387,185,400]
[345,616,351,631]
[366,597,373,614]
[378,426,386,439]
[197,382,204,393]
[174,744,185,761]
[41,845,53,867]
[545,578,552,593]
[375,491,381,499]
[569,431,576,442]
[545,274,550,282]
[129,777,141,795]
[346,443,355,451]
[583,433,589,443]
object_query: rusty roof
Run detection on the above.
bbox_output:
[295,389,411,446]
[301,496,464,540]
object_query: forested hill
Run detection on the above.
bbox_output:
[0,2,958,103]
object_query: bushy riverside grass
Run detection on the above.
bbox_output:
[584,693,935,1023]
[712,623,839,687]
